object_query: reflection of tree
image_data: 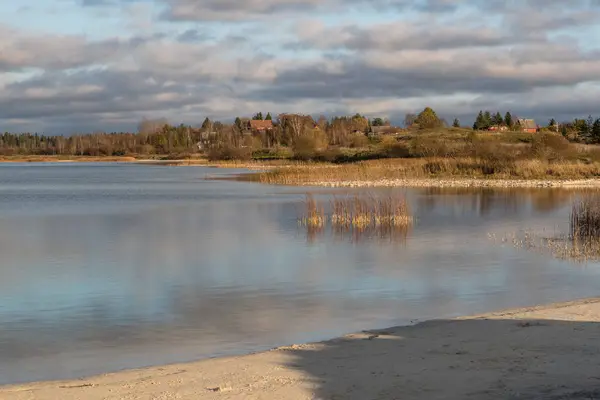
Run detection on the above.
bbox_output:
[529,189,573,212]
[416,188,572,218]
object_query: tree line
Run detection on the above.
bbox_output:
[1,108,600,158]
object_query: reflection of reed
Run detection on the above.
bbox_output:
[299,192,412,243]
[491,194,600,262]
[331,223,411,244]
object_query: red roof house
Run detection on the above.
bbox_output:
[249,120,273,132]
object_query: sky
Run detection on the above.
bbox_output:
[1,0,600,134]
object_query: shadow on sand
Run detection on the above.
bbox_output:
[280,317,600,400]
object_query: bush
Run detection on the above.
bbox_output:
[410,136,452,157]
[207,144,253,161]
[293,136,320,160]
[530,133,576,161]
[348,132,369,148]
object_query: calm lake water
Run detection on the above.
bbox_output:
[1,163,599,385]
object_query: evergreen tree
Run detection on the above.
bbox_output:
[493,112,503,126]
[371,117,385,126]
[252,112,263,120]
[483,111,492,129]
[473,111,484,130]
[592,118,600,143]
[548,118,557,128]
[504,112,513,128]
[574,118,590,138]
[452,118,460,128]
[234,117,243,131]
[201,117,211,130]
[265,112,272,120]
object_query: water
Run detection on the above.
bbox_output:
[0,163,598,385]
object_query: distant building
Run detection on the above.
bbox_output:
[196,131,218,150]
[369,126,403,136]
[488,125,509,132]
[518,119,538,133]
[249,120,273,133]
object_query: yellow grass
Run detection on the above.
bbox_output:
[252,157,600,185]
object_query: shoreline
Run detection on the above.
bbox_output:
[292,177,600,188]
[3,157,600,188]
[4,297,600,399]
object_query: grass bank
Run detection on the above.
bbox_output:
[241,157,600,188]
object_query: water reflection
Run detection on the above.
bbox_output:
[304,223,411,244]
[1,165,600,385]
[415,187,574,216]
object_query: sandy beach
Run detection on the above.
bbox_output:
[2,298,600,399]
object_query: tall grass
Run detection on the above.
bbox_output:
[299,193,326,228]
[253,157,600,185]
[299,192,412,243]
[330,195,412,228]
[492,195,600,262]
[570,196,600,241]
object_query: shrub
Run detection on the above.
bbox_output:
[410,136,452,157]
[348,132,370,148]
[207,144,253,161]
[293,136,320,160]
[530,133,576,161]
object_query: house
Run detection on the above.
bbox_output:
[369,126,403,136]
[488,125,508,132]
[249,120,273,133]
[196,131,218,150]
[518,119,538,133]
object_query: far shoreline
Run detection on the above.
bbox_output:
[3,156,600,188]
[3,297,600,399]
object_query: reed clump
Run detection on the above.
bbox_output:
[490,195,600,263]
[299,193,326,228]
[570,196,600,241]
[299,192,412,242]
[330,195,412,228]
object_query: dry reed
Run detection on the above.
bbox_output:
[252,157,600,186]
[299,192,413,244]
[570,196,600,240]
[329,194,412,228]
[491,195,600,262]
[299,193,326,228]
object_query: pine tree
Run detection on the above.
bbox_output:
[452,118,460,128]
[252,112,263,120]
[201,117,211,130]
[592,118,600,143]
[234,117,242,130]
[483,111,492,129]
[473,111,484,130]
[371,117,385,126]
[504,112,513,128]
[265,112,272,120]
[494,112,503,126]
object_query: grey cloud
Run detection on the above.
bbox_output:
[161,0,463,21]
[3,0,600,133]
[0,26,141,72]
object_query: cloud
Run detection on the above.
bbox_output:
[0,0,599,133]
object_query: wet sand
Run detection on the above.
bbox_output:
[3,298,600,399]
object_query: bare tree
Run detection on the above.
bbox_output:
[278,114,314,144]
[138,117,169,135]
